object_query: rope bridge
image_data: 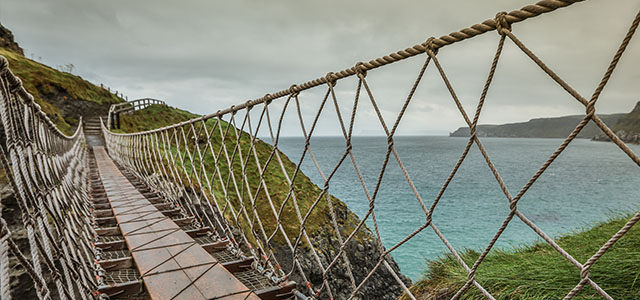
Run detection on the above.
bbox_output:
[1,0,639,299]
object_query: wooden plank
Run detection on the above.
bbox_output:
[93,147,261,300]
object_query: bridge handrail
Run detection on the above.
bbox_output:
[107,98,166,129]
[0,56,98,299]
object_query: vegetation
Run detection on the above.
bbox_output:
[114,104,200,133]
[117,105,369,246]
[450,114,623,139]
[610,102,640,134]
[402,215,640,299]
[0,48,122,134]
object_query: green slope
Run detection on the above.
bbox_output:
[116,104,369,246]
[0,48,123,134]
[402,215,640,299]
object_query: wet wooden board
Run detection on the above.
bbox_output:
[93,147,261,300]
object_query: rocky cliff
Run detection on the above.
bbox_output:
[0,24,23,55]
[593,101,640,144]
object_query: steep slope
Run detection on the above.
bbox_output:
[594,101,640,144]
[400,215,640,299]
[450,114,623,139]
[116,104,411,299]
[0,25,123,134]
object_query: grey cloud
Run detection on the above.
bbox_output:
[2,0,639,136]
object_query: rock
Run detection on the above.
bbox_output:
[0,24,24,55]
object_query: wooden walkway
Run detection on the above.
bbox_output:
[94,146,262,300]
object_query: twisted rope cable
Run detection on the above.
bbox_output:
[0,56,98,299]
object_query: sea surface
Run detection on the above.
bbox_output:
[275,136,640,280]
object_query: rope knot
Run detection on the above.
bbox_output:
[424,37,439,56]
[245,100,253,110]
[387,136,394,147]
[345,141,353,152]
[325,72,337,87]
[354,62,367,78]
[509,200,517,212]
[586,101,596,117]
[495,12,511,35]
[288,84,299,96]
[580,267,590,280]
[9,77,23,93]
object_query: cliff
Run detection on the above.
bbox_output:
[0,24,23,55]
[593,101,640,144]
[450,114,624,139]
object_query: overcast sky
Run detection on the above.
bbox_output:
[1,0,639,136]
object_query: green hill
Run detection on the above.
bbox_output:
[450,114,624,139]
[0,25,122,134]
[594,101,640,144]
[401,215,640,299]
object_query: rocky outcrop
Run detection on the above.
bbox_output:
[593,101,640,144]
[273,202,411,300]
[0,24,24,55]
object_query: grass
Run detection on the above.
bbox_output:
[402,215,640,299]
[0,48,122,134]
[117,105,370,247]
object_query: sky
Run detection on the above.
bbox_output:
[1,0,639,136]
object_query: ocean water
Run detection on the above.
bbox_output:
[275,136,640,280]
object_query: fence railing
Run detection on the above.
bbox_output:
[107,98,166,129]
[101,1,640,299]
[0,56,99,300]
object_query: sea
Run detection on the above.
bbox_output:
[275,136,640,280]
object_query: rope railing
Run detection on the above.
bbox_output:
[0,56,102,299]
[101,1,640,299]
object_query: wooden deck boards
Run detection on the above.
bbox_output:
[93,146,261,300]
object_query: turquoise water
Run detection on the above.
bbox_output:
[276,136,640,280]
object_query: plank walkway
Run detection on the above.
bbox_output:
[93,146,261,300]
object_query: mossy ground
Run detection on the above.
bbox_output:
[0,48,122,135]
[402,215,640,299]
[117,105,369,247]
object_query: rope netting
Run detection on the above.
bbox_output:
[0,56,103,299]
[101,1,640,299]
[0,0,636,299]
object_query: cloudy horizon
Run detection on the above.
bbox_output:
[1,0,639,136]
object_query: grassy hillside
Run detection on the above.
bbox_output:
[402,215,640,299]
[611,102,640,134]
[450,114,623,139]
[116,104,369,246]
[114,104,199,133]
[0,48,123,134]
